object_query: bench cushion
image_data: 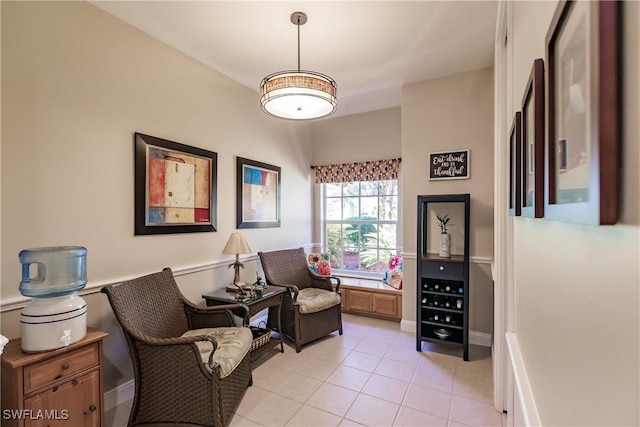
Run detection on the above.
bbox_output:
[182,327,252,378]
[297,288,341,314]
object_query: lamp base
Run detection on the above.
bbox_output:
[225,282,252,292]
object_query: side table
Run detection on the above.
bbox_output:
[202,285,285,363]
[1,328,108,427]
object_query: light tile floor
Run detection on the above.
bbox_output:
[106,314,507,427]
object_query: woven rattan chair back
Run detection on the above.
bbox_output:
[258,248,343,352]
[103,268,190,339]
[102,267,252,426]
[259,248,312,289]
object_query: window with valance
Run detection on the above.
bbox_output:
[313,159,401,276]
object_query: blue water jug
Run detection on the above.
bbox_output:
[19,246,87,298]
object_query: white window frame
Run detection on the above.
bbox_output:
[321,180,399,278]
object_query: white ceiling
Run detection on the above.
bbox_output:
[91,1,498,119]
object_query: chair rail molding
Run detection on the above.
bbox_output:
[0,254,259,313]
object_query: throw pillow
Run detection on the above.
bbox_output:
[382,255,403,290]
[308,252,332,277]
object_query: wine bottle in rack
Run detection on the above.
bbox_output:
[444,314,452,323]
[434,283,440,291]
[458,286,464,294]
[422,297,427,304]
[445,284,451,293]
[432,297,440,307]
[433,313,439,322]
[444,299,451,308]
[456,299,463,309]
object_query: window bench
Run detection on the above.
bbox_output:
[334,278,402,321]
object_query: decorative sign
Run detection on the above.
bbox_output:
[429,149,470,180]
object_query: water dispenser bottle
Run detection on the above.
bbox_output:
[19,246,87,297]
[19,246,88,352]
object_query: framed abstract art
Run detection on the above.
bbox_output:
[134,133,217,235]
[236,157,281,229]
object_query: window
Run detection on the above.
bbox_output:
[323,180,399,276]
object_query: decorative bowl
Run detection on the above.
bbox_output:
[434,328,450,339]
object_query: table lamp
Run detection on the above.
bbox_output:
[222,232,252,288]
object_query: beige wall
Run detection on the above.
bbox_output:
[310,107,401,166]
[401,67,495,334]
[1,1,313,392]
[509,1,639,425]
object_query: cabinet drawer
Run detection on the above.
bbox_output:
[24,344,99,394]
[25,369,100,427]
[372,293,399,318]
[347,289,373,312]
[422,260,463,279]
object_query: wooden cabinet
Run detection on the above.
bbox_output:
[339,280,402,321]
[416,194,470,361]
[1,329,107,427]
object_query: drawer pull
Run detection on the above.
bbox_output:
[89,405,96,412]
[62,362,70,370]
[439,266,445,271]
[52,386,58,392]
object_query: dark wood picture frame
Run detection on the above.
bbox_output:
[236,157,281,229]
[545,0,621,225]
[134,133,217,235]
[508,112,522,217]
[521,58,545,218]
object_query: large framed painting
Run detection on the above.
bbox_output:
[134,133,217,235]
[236,157,281,229]
[545,0,621,225]
[521,58,545,218]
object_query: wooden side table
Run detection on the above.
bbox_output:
[1,328,108,427]
[202,285,285,363]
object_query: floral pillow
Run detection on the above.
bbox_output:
[382,255,403,290]
[308,252,332,277]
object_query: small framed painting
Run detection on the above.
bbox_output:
[508,112,522,217]
[521,58,545,218]
[545,0,621,225]
[236,157,281,228]
[134,133,217,235]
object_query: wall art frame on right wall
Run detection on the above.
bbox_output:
[508,112,522,217]
[545,0,621,225]
[521,58,545,218]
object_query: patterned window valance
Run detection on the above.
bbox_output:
[313,158,400,183]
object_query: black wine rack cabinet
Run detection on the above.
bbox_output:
[416,194,470,361]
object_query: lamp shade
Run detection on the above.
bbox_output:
[260,71,337,120]
[222,232,252,255]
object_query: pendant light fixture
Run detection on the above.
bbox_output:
[260,12,337,120]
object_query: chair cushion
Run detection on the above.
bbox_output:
[181,327,252,378]
[297,288,341,314]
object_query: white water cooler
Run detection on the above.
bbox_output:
[19,246,88,353]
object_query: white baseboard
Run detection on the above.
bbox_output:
[104,379,135,412]
[506,332,540,426]
[400,319,416,333]
[469,330,492,347]
[401,319,492,347]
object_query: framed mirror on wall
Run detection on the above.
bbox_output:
[545,0,621,225]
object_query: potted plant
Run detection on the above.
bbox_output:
[436,213,451,258]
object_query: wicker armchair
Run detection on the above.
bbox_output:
[101,268,252,427]
[258,248,342,352]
